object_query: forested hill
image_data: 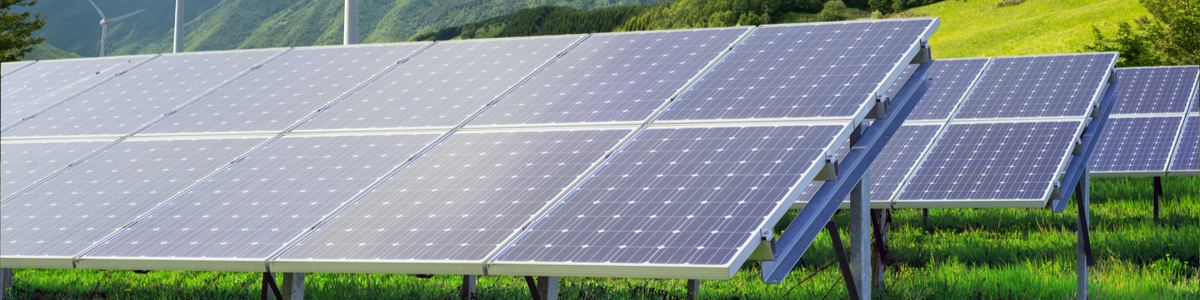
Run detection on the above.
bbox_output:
[23,0,662,58]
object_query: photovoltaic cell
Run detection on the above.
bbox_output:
[1,140,111,200]
[1090,117,1179,173]
[297,36,580,131]
[492,125,845,276]
[277,129,628,271]
[657,19,935,121]
[1,61,35,76]
[859,124,939,201]
[954,54,1115,119]
[3,50,283,137]
[1,56,153,130]
[140,44,427,134]
[82,133,439,263]
[896,121,1081,205]
[887,59,987,121]
[1170,116,1198,173]
[0,137,264,258]
[468,28,746,126]
[1111,66,1199,114]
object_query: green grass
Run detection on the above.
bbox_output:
[7,176,1198,299]
[905,0,1149,58]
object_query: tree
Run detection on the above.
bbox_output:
[1087,0,1199,66]
[0,0,44,62]
[817,1,849,22]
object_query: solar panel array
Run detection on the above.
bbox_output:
[1091,66,1198,176]
[1,19,937,279]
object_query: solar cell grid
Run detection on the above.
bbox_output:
[1,61,35,76]
[1090,117,1179,174]
[0,140,112,200]
[0,137,264,259]
[887,59,987,121]
[1111,66,1199,114]
[140,43,427,135]
[657,19,935,121]
[896,121,1081,206]
[1169,116,1198,173]
[80,133,439,266]
[297,36,580,131]
[953,53,1116,119]
[467,28,747,126]
[3,50,283,137]
[491,125,846,278]
[276,129,629,273]
[1,55,153,130]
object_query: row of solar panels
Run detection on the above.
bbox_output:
[796,61,1198,209]
[1,19,938,279]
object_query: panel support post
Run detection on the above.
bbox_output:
[0,268,12,299]
[536,276,558,300]
[343,0,358,45]
[686,279,700,300]
[870,209,890,289]
[173,0,184,53]
[826,221,858,300]
[922,208,930,230]
[848,179,871,300]
[261,272,283,300]
[461,275,477,300]
[1152,176,1163,222]
[1075,169,1092,300]
[280,273,304,300]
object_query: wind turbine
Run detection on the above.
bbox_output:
[87,0,145,56]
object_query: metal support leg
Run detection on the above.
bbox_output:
[826,222,858,300]
[1075,171,1092,299]
[686,279,700,300]
[261,272,283,300]
[537,276,558,300]
[461,275,477,300]
[0,268,12,300]
[281,273,304,300]
[848,180,871,300]
[1153,176,1163,222]
[922,208,930,230]
[870,209,890,289]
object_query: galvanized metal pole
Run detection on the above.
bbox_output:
[0,268,12,299]
[343,0,358,45]
[536,276,558,300]
[849,178,871,300]
[281,273,304,300]
[173,0,184,53]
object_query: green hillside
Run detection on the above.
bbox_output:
[908,0,1149,58]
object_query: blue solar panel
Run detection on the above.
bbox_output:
[1,61,35,76]
[80,133,439,265]
[1,140,112,200]
[491,125,845,278]
[896,121,1081,206]
[275,129,628,273]
[656,19,936,121]
[1170,116,1198,173]
[888,59,987,121]
[1,56,153,130]
[297,36,580,131]
[1090,117,1180,174]
[468,28,747,126]
[0,137,264,258]
[4,50,283,137]
[1111,66,1199,114]
[954,54,1115,119]
[139,44,427,135]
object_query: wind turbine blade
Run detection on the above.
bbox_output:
[108,9,146,23]
[86,0,107,19]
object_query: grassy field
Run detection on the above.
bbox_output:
[7,176,1198,299]
[906,0,1149,58]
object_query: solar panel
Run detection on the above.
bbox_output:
[79,133,439,269]
[1,56,153,130]
[0,140,112,200]
[296,36,580,131]
[1090,117,1180,174]
[1,61,36,76]
[0,137,264,262]
[274,129,629,274]
[490,125,846,278]
[895,121,1082,207]
[1169,115,1198,174]
[887,59,987,121]
[1111,66,1199,114]
[953,54,1115,119]
[139,43,427,135]
[656,19,936,121]
[3,50,283,137]
[467,28,747,127]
